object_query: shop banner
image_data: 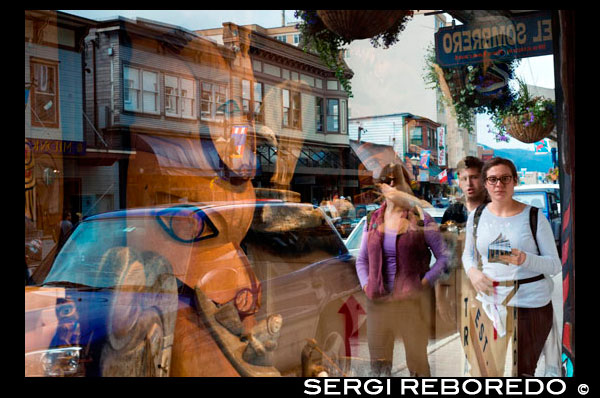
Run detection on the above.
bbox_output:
[437,126,446,166]
[435,10,553,67]
[25,138,86,156]
[420,150,431,169]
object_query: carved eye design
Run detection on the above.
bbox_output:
[156,205,218,243]
[233,283,262,315]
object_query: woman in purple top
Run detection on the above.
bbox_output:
[355,163,448,377]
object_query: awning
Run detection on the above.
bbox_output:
[135,134,221,178]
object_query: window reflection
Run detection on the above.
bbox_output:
[24,9,569,379]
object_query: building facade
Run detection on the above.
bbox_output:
[25,10,95,236]
[196,22,358,203]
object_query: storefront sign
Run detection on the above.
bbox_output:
[420,150,431,169]
[26,138,86,156]
[435,10,553,67]
[437,126,446,166]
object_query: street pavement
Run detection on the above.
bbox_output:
[343,273,563,377]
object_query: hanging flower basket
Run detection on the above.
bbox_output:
[317,10,412,41]
[502,113,555,143]
[445,63,513,109]
[487,79,556,144]
[423,44,519,133]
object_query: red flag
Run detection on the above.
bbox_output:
[437,169,448,183]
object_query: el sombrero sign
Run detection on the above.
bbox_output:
[435,10,553,67]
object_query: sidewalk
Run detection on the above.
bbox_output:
[342,273,563,377]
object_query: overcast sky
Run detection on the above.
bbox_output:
[62,10,556,150]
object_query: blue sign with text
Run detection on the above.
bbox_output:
[435,11,553,67]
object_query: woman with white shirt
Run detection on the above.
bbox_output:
[462,157,561,376]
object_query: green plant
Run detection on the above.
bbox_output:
[295,10,414,97]
[294,10,353,96]
[488,78,556,143]
[423,43,519,133]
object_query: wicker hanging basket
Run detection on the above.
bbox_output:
[317,10,411,41]
[502,115,555,143]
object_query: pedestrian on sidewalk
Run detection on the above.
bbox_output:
[442,156,489,225]
[462,157,561,376]
[54,211,73,251]
[436,156,489,325]
[355,163,448,377]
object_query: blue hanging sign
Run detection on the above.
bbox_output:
[435,10,553,67]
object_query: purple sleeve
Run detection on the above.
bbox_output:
[355,223,370,288]
[423,212,449,285]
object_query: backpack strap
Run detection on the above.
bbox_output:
[529,206,540,255]
[472,203,488,271]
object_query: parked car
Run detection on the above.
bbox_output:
[513,184,561,245]
[432,197,450,208]
[25,201,365,377]
[344,216,367,258]
[354,204,380,219]
[424,206,446,224]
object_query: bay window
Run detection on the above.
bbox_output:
[282,89,301,129]
[316,97,324,133]
[242,79,264,123]
[327,99,339,132]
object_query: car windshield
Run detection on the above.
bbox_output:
[513,192,547,210]
[43,218,152,288]
[345,218,366,251]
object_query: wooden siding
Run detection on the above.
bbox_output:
[348,115,406,156]
[25,43,83,142]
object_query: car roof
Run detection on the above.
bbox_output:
[83,200,313,222]
[514,184,559,192]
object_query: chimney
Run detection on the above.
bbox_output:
[282,10,286,27]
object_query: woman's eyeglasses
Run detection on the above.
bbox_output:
[485,175,515,185]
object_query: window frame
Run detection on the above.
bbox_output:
[326,98,339,133]
[30,58,60,128]
[123,65,160,115]
[242,79,264,124]
[411,126,423,146]
[316,97,324,133]
[282,88,302,129]
[165,74,196,120]
[201,81,228,123]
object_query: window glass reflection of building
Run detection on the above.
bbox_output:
[31,59,59,127]
[327,99,339,132]
[243,79,264,123]
[201,81,227,122]
[124,66,159,114]
[282,89,301,129]
[165,74,195,119]
[316,97,324,133]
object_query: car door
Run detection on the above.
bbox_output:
[241,203,357,374]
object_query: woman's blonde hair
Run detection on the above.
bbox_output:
[377,163,413,195]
